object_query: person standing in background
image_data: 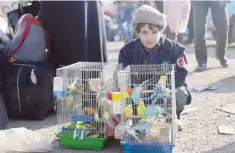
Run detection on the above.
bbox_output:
[115,1,136,43]
[183,3,194,45]
[137,1,163,13]
[192,1,229,72]
[164,0,191,44]
[155,0,163,13]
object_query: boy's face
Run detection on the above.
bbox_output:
[137,24,161,50]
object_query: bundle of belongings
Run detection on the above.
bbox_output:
[0,13,55,121]
[0,29,9,129]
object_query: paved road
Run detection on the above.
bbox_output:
[6,41,235,153]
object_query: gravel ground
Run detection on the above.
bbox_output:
[5,42,235,153]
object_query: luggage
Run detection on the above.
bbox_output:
[7,1,40,36]
[0,32,8,128]
[5,13,47,62]
[0,54,55,120]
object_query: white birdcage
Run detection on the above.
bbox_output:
[118,64,177,146]
[53,62,122,150]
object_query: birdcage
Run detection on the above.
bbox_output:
[118,64,176,153]
[53,62,122,150]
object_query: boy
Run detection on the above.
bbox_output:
[118,5,191,131]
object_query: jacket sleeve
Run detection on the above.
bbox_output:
[170,42,188,88]
[118,45,131,68]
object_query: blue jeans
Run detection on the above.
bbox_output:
[117,4,135,40]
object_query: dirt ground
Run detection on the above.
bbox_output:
[5,41,235,153]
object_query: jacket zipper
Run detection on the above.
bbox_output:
[138,49,156,64]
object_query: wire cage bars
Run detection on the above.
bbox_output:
[118,64,176,146]
[53,62,122,150]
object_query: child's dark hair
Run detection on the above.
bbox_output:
[135,23,163,34]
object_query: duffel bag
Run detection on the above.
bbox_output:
[1,60,55,120]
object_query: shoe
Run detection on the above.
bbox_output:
[194,64,207,72]
[216,57,229,67]
[177,119,183,131]
[183,38,193,45]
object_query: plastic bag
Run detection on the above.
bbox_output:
[0,127,54,153]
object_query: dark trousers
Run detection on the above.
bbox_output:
[164,27,184,44]
[193,1,229,65]
[187,5,194,39]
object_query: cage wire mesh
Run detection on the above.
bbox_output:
[118,64,176,145]
[54,62,122,140]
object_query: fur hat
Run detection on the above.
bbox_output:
[132,5,166,29]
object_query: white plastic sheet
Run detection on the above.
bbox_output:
[0,127,54,153]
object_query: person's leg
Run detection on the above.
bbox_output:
[127,23,133,41]
[184,5,194,44]
[209,1,229,67]
[117,4,128,39]
[155,0,163,13]
[229,15,235,44]
[192,1,209,72]
[125,5,135,42]
[175,86,191,131]
[177,33,184,44]
[166,28,177,41]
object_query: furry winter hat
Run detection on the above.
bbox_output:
[132,4,166,29]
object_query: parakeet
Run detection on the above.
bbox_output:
[76,121,87,129]
[83,107,95,115]
[132,122,152,132]
[131,78,158,104]
[144,105,165,117]
[66,77,83,93]
[152,75,167,105]
[124,105,133,119]
[137,102,146,117]
[70,121,87,129]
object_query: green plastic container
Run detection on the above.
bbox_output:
[59,131,110,150]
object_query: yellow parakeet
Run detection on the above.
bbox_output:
[137,103,146,117]
[124,105,133,119]
[158,75,167,84]
[83,107,95,115]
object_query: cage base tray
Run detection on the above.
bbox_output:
[59,132,110,150]
[121,142,174,153]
